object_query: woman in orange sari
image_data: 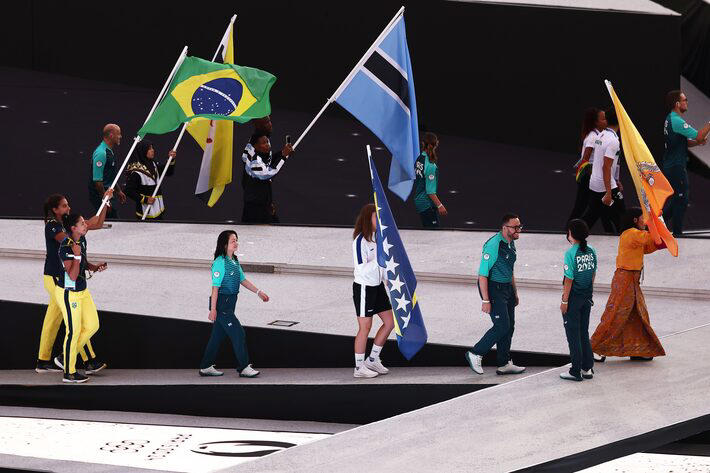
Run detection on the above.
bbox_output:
[590,207,666,360]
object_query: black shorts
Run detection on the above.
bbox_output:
[353,282,391,317]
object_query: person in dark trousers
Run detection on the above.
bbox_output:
[559,219,597,381]
[124,140,177,220]
[199,230,268,378]
[88,124,126,218]
[661,90,710,236]
[569,108,606,222]
[465,213,526,376]
[413,132,447,228]
[583,109,623,234]
[241,116,293,223]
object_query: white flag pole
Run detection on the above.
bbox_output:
[96,45,189,216]
[141,15,237,220]
[292,6,405,150]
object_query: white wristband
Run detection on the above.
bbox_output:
[561,301,568,305]
[256,289,261,296]
[482,300,490,303]
[437,204,443,209]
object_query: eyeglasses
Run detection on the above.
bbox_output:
[505,225,523,232]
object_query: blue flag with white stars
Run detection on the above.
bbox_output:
[367,146,428,360]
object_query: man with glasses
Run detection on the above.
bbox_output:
[662,90,710,237]
[466,213,526,375]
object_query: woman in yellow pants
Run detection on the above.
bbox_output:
[55,213,108,383]
[36,193,111,374]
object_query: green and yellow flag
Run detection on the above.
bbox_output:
[606,81,678,256]
[138,56,276,137]
[187,20,237,207]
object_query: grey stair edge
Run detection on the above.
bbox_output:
[2,248,707,300]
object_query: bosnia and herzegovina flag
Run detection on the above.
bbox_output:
[187,19,236,207]
[138,56,276,137]
[335,13,419,201]
[606,81,678,256]
[368,146,427,360]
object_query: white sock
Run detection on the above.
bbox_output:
[369,344,383,362]
[355,353,365,368]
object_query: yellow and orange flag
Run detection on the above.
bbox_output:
[605,81,678,256]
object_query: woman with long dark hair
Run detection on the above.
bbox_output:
[568,108,606,221]
[36,192,112,374]
[590,208,666,360]
[198,230,267,377]
[351,204,395,378]
[55,213,109,383]
[413,132,446,228]
[559,219,597,381]
[124,140,176,220]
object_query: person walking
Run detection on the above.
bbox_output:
[559,219,597,381]
[413,132,447,228]
[466,213,526,376]
[569,108,605,221]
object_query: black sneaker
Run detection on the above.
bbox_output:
[582,369,594,379]
[35,360,62,373]
[84,359,107,375]
[630,356,654,361]
[63,372,89,383]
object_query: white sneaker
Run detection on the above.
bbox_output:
[582,369,594,379]
[353,365,379,378]
[239,365,260,378]
[560,371,583,381]
[53,356,64,370]
[364,358,389,374]
[199,365,224,377]
[593,353,606,362]
[496,361,526,375]
[465,351,483,375]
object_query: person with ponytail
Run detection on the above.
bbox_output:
[124,140,177,220]
[198,230,266,378]
[590,207,666,360]
[568,108,606,221]
[55,213,109,383]
[36,192,112,374]
[413,132,446,228]
[559,219,597,381]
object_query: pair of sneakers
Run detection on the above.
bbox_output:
[50,356,107,384]
[354,358,389,378]
[465,351,526,375]
[199,364,260,378]
[560,368,594,382]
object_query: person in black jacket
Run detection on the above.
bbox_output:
[124,140,176,220]
[241,127,292,223]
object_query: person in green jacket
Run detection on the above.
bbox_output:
[413,132,447,228]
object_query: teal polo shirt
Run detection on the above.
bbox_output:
[563,243,597,297]
[479,232,516,283]
[211,255,246,295]
[663,111,698,169]
[89,141,118,194]
[413,152,439,213]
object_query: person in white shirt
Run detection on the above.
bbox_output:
[351,204,395,378]
[583,109,623,233]
[569,108,606,221]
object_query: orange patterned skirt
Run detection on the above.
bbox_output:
[590,269,665,357]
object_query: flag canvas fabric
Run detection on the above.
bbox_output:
[368,152,428,359]
[138,56,275,137]
[187,21,236,207]
[607,82,678,256]
[335,14,419,201]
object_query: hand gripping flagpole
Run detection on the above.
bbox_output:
[96,45,189,216]
[292,6,405,150]
[141,15,237,220]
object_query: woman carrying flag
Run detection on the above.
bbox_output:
[351,204,395,378]
[590,208,666,360]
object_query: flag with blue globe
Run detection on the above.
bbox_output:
[368,147,428,360]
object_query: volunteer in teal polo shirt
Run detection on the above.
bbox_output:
[413,133,447,228]
[661,91,710,236]
[465,213,526,376]
[88,124,126,218]
[559,219,597,382]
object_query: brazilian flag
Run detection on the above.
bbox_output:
[138,56,276,137]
